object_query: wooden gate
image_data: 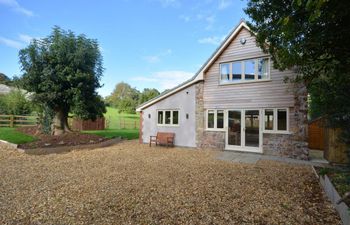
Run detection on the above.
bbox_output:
[308,117,325,150]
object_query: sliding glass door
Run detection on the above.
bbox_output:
[244,110,260,147]
[227,110,241,146]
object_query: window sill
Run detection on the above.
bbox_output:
[157,124,180,127]
[263,130,292,135]
[219,79,271,86]
[205,128,226,132]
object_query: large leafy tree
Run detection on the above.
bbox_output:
[19,26,106,135]
[105,82,140,113]
[139,88,160,104]
[245,0,350,146]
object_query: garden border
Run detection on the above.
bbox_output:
[0,137,122,155]
[313,166,350,225]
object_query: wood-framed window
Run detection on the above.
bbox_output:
[157,110,179,126]
[263,108,289,133]
[206,109,225,130]
[220,57,270,84]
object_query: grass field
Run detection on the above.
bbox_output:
[82,107,139,140]
[104,107,139,129]
[0,127,37,144]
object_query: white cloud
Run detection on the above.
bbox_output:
[198,35,225,45]
[131,70,193,90]
[0,36,23,49]
[0,0,34,17]
[218,0,232,10]
[142,49,172,64]
[18,34,34,44]
[0,34,39,49]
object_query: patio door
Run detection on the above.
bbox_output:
[226,109,262,153]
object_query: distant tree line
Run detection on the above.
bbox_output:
[105,82,160,114]
[0,73,13,86]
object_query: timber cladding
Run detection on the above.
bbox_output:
[71,117,105,131]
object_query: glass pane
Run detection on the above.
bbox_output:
[264,109,274,130]
[232,62,241,81]
[277,109,287,130]
[245,110,259,147]
[245,60,255,80]
[207,110,214,128]
[173,111,179,125]
[220,64,230,82]
[157,111,163,124]
[258,58,268,79]
[217,110,224,129]
[228,110,241,146]
[165,111,171,124]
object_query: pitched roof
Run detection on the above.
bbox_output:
[136,20,251,112]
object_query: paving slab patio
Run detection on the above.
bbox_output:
[217,150,330,167]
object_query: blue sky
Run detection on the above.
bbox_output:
[0,0,248,96]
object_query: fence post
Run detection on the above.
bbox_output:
[10,115,14,127]
[134,120,136,129]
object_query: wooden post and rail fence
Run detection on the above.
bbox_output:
[0,114,38,127]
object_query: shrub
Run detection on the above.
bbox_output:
[0,89,34,115]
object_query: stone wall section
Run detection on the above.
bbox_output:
[263,83,309,160]
[195,81,204,148]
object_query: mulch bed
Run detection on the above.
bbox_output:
[17,126,108,149]
[0,140,341,224]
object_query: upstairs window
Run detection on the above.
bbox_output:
[157,110,179,126]
[220,57,269,84]
[232,62,242,82]
[244,60,255,80]
[220,64,230,83]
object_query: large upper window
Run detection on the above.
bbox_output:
[220,64,230,83]
[207,109,224,130]
[220,57,269,84]
[157,110,179,126]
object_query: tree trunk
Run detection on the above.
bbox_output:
[52,108,71,135]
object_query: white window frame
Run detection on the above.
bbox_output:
[263,108,290,134]
[219,57,271,85]
[206,109,225,131]
[157,109,180,126]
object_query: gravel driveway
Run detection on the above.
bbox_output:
[0,140,340,224]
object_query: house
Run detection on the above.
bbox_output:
[136,20,308,160]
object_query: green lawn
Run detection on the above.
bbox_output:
[83,107,140,140]
[0,127,36,144]
[104,107,139,129]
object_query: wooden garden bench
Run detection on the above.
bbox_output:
[149,132,175,147]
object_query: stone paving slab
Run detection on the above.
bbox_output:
[217,150,329,167]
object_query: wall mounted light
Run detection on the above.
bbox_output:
[240,37,246,45]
